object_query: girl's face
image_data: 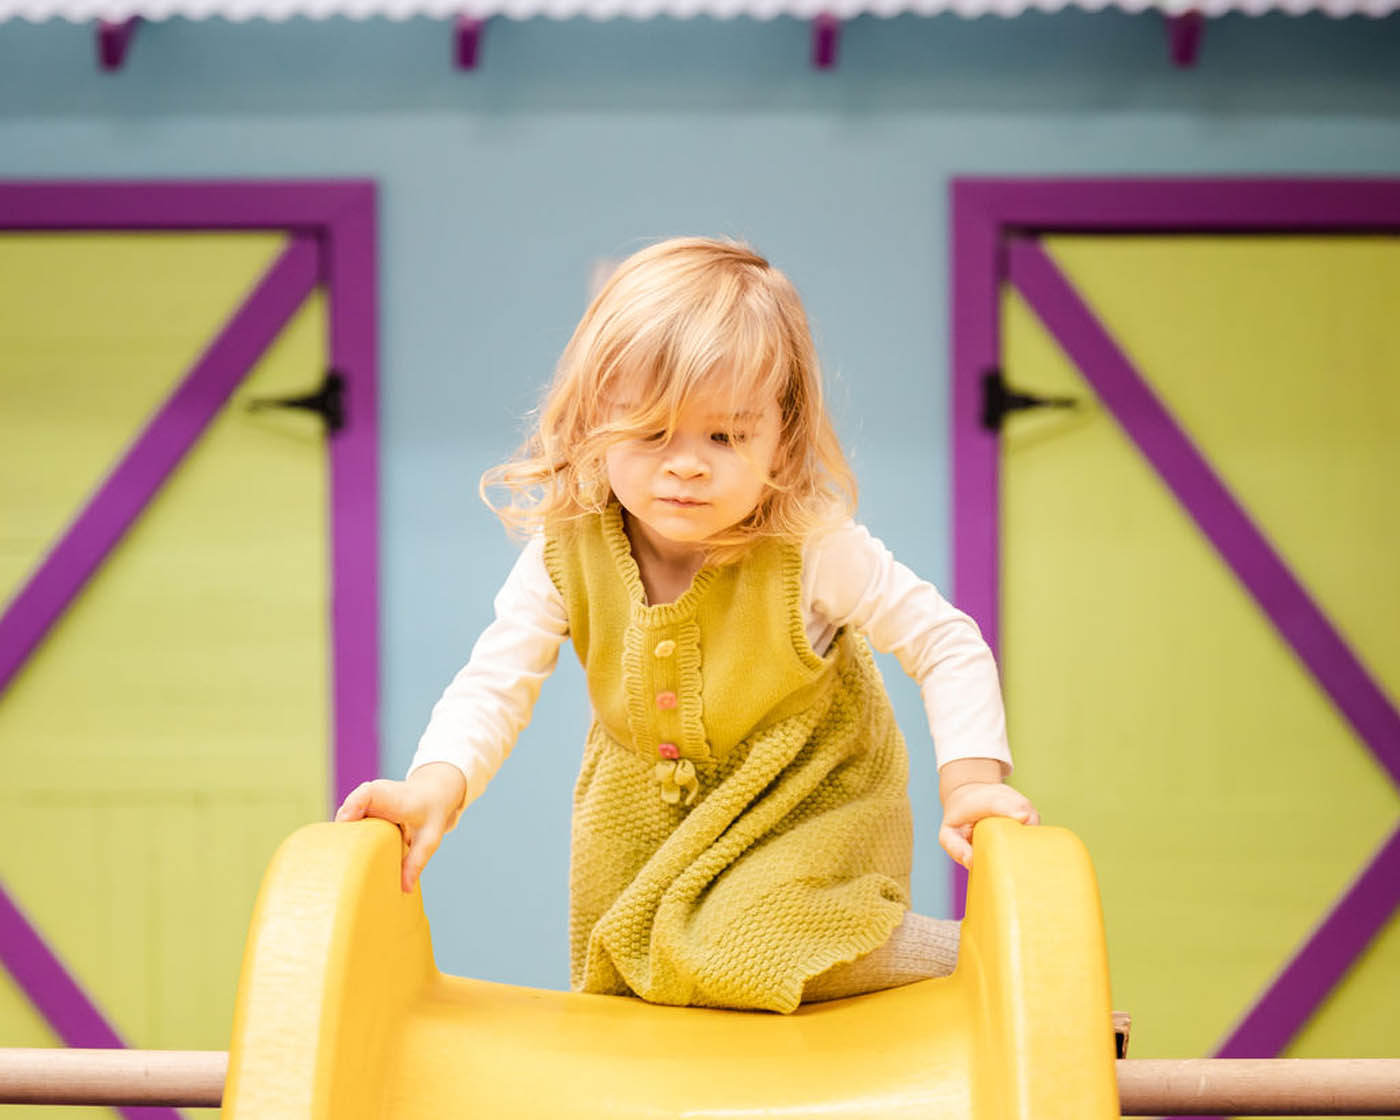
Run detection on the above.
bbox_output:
[604,379,782,560]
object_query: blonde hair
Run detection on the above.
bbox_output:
[481,236,856,562]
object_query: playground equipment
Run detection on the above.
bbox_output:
[3,817,1398,1116]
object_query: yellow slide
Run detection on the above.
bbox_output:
[223,818,1118,1119]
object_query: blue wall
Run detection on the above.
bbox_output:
[4,8,1398,989]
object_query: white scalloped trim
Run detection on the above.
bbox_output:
[4,0,1395,22]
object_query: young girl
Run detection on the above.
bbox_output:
[335,236,1038,1014]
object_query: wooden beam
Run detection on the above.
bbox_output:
[1118,1058,1400,1116]
[3,1049,1400,1115]
[0,1049,225,1107]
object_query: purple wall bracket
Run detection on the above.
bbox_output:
[455,15,486,69]
[812,13,840,69]
[1166,11,1204,67]
[96,17,139,71]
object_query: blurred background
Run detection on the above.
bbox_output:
[1,7,1398,1115]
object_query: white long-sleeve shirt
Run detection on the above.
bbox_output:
[408,520,1011,808]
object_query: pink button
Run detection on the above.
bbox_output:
[658,742,680,760]
[656,691,678,710]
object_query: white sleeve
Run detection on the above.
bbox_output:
[803,520,1012,774]
[407,536,569,810]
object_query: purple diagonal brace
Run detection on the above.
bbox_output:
[0,234,320,700]
[0,886,185,1120]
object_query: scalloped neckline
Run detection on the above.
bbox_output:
[603,502,720,615]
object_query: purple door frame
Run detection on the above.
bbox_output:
[950,178,1400,1078]
[0,181,379,1106]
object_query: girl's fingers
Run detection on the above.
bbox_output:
[1009,793,1040,826]
[335,779,418,829]
[939,824,974,870]
[401,827,442,894]
[988,790,1040,827]
[333,780,447,893]
[334,781,373,822]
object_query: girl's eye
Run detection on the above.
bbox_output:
[712,431,749,446]
[640,431,666,443]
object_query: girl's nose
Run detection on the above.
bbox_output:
[663,440,709,478]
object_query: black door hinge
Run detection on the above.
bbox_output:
[247,370,345,434]
[981,368,1077,432]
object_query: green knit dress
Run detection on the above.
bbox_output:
[545,503,913,1013]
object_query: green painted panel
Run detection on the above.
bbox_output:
[1044,235,1400,710]
[0,232,287,615]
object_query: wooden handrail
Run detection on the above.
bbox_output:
[0,1048,225,1107]
[1116,1058,1400,1116]
[1,1049,1399,1115]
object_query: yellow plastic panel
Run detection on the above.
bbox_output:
[0,235,330,1089]
[226,818,1117,1120]
[999,274,1399,1061]
[225,820,437,1119]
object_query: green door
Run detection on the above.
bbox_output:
[1,231,335,1118]
[1000,234,1400,1061]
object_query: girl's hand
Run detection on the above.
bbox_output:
[937,780,1040,871]
[334,763,468,893]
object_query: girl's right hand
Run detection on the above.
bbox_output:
[334,763,468,893]
[937,779,1039,871]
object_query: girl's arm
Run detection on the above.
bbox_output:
[336,537,568,890]
[803,521,1035,868]
[804,519,1011,771]
[408,535,569,811]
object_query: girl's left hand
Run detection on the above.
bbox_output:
[938,781,1040,870]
